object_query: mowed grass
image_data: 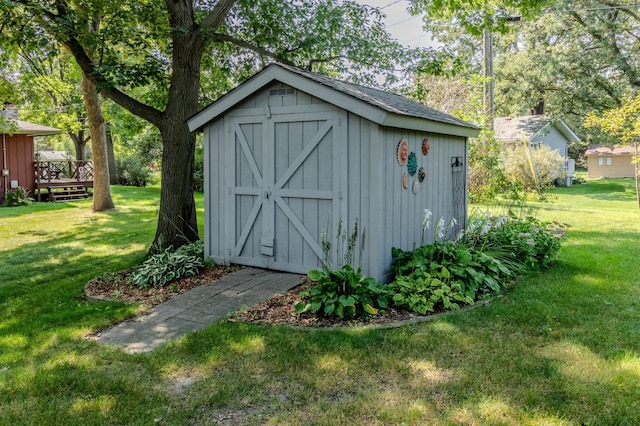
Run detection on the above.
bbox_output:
[1,180,639,425]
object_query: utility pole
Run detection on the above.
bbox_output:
[483,26,494,129]
[482,15,520,130]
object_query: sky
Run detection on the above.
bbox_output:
[355,0,433,48]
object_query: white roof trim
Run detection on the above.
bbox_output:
[553,120,581,143]
[188,65,480,138]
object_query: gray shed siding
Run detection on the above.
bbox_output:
[203,82,468,282]
[378,129,466,281]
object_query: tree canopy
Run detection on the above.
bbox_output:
[411,0,640,145]
[2,0,417,251]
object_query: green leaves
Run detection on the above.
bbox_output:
[410,0,548,36]
[130,241,204,289]
[307,269,323,282]
[3,187,33,207]
[296,266,384,320]
[386,212,567,315]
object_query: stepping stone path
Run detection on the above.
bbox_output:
[95,267,304,353]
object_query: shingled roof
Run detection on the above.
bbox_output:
[1,120,61,136]
[278,64,475,129]
[585,144,636,156]
[494,115,580,143]
[189,63,479,138]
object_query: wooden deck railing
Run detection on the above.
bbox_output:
[34,160,94,185]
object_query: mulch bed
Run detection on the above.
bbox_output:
[228,280,429,328]
[84,266,234,307]
[84,266,465,328]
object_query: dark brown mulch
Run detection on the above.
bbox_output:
[229,280,431,328]
[84,266,235,307]
[85,266,440,328]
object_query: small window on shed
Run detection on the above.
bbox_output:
[598,157,604,166]
[269,87,296,96]
[606,156,612,166]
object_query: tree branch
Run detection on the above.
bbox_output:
[306,56,347,71]
[570,10,640,88]
[199,0,237,30]
[14,0,165,126]
[211,33,296,66]
[600,0,640,21]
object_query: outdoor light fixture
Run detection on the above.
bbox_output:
[451,156,463,173]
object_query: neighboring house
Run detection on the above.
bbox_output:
[1,105,61,203]
[188,63,480,282]
[494,115,580,181]
[585,145,637,178]
[494,115,581,158]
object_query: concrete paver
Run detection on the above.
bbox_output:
[95,267,304,353]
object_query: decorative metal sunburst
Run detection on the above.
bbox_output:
[397,139,409,166]
[422,138,431,156]
[407,152,417,176]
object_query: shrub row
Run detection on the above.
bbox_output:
[297,213,567,319]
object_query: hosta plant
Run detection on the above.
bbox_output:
[294,265,385,319]
[385,266,474,314]
[464,211,567,270]
[130,243,204,289]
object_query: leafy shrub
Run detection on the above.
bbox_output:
[385,267,474,314]
[175,239,204,258]
[501,144,565,195]
[130,242,204,288]
[468,131,509,203]
[464,211,567,270]
[390,239,517,308]
[296,219,385,319]
[385,211,567,316]
[116,156,152,187]
[295,265,384,319]
[4,186,32,206]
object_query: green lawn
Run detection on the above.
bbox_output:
[1,180,639,425]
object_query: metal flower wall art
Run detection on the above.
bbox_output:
[396,139,426,192]
[397,139,409,166]
[422,138,430,156]
[407,152,417,176]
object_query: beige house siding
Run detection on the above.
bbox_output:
[587,155,635,178]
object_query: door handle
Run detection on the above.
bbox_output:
[264,191,272,198]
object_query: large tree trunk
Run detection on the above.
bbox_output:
[152,120,199,252]
[149,26,203,253]
[81,73,115,212]
[68,128,88,161]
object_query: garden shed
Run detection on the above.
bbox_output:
[188,64,479,282]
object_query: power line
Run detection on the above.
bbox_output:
[386,15,421,28]
[379,0,403,10]
[504,3,640,20]
[549,4,640,14]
